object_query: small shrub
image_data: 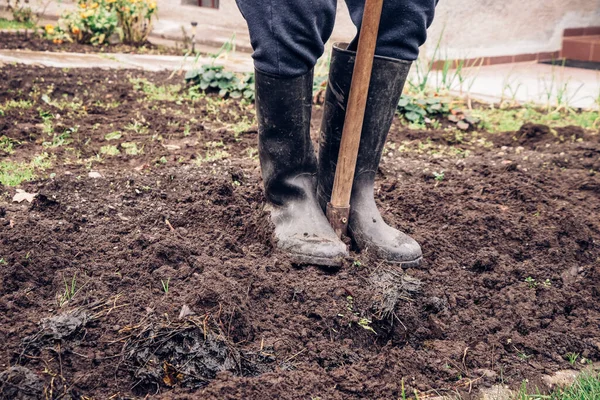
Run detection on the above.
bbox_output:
[46,1,119,45]
[45,0,157,46]
[115,0,157,44]
[185,65,254,101]
[6,0,34,24]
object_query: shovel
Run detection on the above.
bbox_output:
[326,0,384,237]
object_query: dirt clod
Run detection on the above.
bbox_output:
[0,366,44,400]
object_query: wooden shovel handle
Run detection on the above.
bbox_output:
[327,0,384,238]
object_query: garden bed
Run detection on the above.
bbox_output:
[0,31,185,55]
[0,65,599,399]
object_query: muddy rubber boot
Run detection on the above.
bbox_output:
[255,69,348,266]
[317,43,422,267]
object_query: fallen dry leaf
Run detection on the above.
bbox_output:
[13,189,37,203]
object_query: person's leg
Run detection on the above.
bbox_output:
[317,0,438,266]
[235,0,338,77]
[236,0,347,266]
[345,0,437,60]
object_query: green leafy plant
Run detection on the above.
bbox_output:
[525,276,537,288]
[525,277,551,289]
[185,65,255,101]
[397,95,451,124]
[45,1,118,45]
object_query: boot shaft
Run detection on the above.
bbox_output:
[255,69,317,206]
[317,43,411,209]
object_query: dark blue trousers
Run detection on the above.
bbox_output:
[235,0,438,77]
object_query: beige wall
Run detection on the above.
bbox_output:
[159,0,600,59]
[427,0,600,59]
[18,0,600,59]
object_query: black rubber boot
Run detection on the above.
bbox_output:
[255,69,348,266]
[317,43,422,267]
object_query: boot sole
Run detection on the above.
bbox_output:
[388,256,423,269]
[289,253,344,267]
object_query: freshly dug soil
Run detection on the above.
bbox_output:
[0,31,185,55]
[0,65,599,399]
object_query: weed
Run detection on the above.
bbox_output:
[565,352,579,365]
[229,115,254,138]
[433,171,445,181]
[104,131,123,141]
[352,260,362,268]
[196,149,230,163]
[358,318,377,334]
[125,119,149,135]
[161,278,170,294]
[525,277,551,289]
[183,124,192,137]
[0,136,19,154]
[0,99,33,113]
[31,153,53,170]
[543,279,551,287]
[517,350,532,361]
[0,258,6,265]
[58,273,78,307]
[100,145,120,156]
[500,72,523,107]
[44,126,78,148]
[130,78,181,102]
[121,142,142,155]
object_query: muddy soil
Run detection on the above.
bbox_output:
[0,31,185,55]
[0,65,599,399]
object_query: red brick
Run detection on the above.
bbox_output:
[488,55,514,65]
[584,26,600,35]
[591,43,600,62]
[464,58,485,67]
[537,51,560,61]
[514,53,537,62]
[564,28,585,37]
[562,38,592,61]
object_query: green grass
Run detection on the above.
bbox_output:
[0,161,35,186]
[0,100,34,113]
[473,106,599,133]
[514,372,600,400]
[0,17,35,30]
[130,78,182,102]
[0,153,52,186]
[551,372,600,400]
[0,136,18,154]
